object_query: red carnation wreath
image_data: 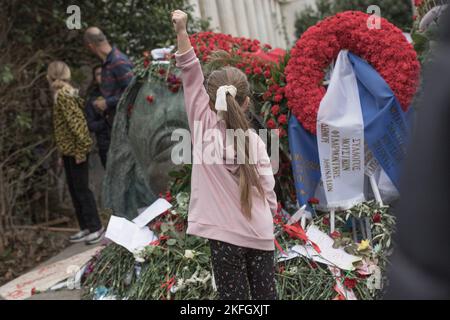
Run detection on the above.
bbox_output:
[285,11,420,134]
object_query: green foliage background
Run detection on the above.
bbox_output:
[0,0,208,248]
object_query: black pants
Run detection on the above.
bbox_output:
[63,156,101,232]
[209,239,277,300]
[98,148,108,169]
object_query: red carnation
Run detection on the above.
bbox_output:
[308,197,319,205]
[263,91,272,101]
[276,87,285,95]
[278,114,287,125]
[165,191,172,202]
[150,220,163,232]
[158,68,166,75]
[269,84,280,92]
[264,70,271,78]
[322,216,330,226]
[143,59,150,68]
[343,278,357,290]
[253,67,262,75]
[273,94,283,103]
[372,212,382,223]
[271,105,280,115]
[245,68,252,75]
[266,119,277,129]
[146,95,154,104]
[330,231,341,239]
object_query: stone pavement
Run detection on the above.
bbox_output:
[24,242,102,300]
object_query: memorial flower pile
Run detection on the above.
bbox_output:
[83,165,395,300]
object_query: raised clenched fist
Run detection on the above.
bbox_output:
[171,10,188,34]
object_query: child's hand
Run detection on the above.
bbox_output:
[171,10,188,34]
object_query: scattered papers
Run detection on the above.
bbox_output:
[132,198,172,228]
[277,225,361,271]
[105,216,156,253]
[105,198,171,253]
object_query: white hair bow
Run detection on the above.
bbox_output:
[215,85,237,112]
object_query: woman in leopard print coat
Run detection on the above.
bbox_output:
[47,61,103,244]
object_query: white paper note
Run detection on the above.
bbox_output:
[305,225,361,270]
[278,225,361,270]
[105,216,156,253]
[132,198,172,228]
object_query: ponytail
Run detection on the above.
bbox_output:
[206,65,266,219]
[224,94,264,219]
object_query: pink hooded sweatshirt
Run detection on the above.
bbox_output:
[175,48,277,251]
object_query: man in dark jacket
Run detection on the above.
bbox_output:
[84,27,133,126]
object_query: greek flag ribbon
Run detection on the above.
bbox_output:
[288,50,412,210]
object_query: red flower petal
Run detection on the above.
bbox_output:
[146,95,154,104]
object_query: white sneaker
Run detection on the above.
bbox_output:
[85,227,105,245]
[69,229,90,243]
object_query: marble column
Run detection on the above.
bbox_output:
[262,0,276,45]
[232,0,251,38]
[255,0,270,43]
[199,0,221,31]
[273,0,288,48]
[244,0,259,39]
[216,0,238,35]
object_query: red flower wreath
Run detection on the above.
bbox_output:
[285,11,420,134]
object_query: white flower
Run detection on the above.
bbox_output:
[133,248,146,263]
[184,250,195,259]
[134,256,145,263]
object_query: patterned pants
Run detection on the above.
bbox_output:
[209,239,277,300]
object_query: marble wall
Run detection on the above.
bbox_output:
[188,0,316,49]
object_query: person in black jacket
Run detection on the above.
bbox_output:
[85,65,111,168]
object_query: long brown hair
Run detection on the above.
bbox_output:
[206,65,264,219]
